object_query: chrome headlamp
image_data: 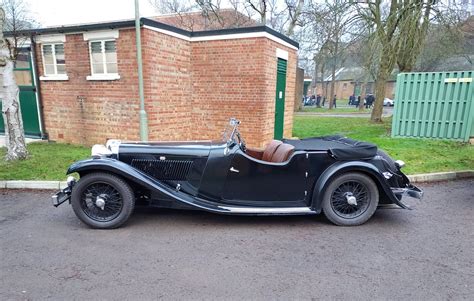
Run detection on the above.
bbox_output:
[395,160,405,169]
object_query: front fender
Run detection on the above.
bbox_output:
[68,158,158,189]
[311,161,407,212]
[67,158,229,213]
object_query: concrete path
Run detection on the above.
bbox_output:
[296,105,394,118]
[0,135,43,148]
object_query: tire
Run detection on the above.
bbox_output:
[71,172,135,229]
[322,172,379,226]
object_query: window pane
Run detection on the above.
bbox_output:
[106,63,117,74]
[105,51,117,64]
[44,64,55,75]
[54,44,66,65]
[54,44,64,54]
[43,45,52,54]
[43,45,54,65]
[104,40,116,52]
[92,63,104,74]
[90,41,102,53]
[57,64,66,74]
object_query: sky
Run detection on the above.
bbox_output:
[27,0,161,27]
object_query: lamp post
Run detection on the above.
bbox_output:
[135,0,148,141]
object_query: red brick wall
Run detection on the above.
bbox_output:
[260,39,297,145]
[190,38,268,146]
[36,29,140,145]
[141,29,192,141]
[36,28,297,148]
[190,38,297,148]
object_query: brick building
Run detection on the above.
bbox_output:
[6,16,298,148]
[311,67,396,100]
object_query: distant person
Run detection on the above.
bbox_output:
[368,94,375,108]
[316,94,321,107]
[333,95,337,108]
[357,95,361,107]
[349,94,355,106]
[322,96,326,107]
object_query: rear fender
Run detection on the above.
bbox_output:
[310,161,407,212]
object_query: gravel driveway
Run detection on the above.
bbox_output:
[1,179,473,300]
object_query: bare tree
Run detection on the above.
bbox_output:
[0,2,28,160]
[306,0,358,109]
[354,0,458,122]
[246,0,268,24]
[285,0,305,36]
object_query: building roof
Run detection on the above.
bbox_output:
[320,67,397,82]
[153,9,259,31]
[7,15,298,49]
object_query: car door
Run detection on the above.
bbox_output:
[222,150,310,206]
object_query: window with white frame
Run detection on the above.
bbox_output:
[89,40,118,76]
[42,43,66,76]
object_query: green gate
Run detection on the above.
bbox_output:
[274,58,287,139]
[392,71,474,142]
[0,48,42,138]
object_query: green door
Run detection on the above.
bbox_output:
[0,48,41,137]
[274,58,287,139]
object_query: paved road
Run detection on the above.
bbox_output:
[1,179,473,300]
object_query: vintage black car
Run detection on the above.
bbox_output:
[52,118,423,229]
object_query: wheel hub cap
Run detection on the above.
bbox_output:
[346,194,357,206]
[95,197,106,210]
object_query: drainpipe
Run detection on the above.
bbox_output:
[135,0,148,141]
[30,34,48,140]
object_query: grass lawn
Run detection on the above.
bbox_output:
[1,117,473,180]
[299,106,366,114]
[293,116,474,174]
[0,142,89,180]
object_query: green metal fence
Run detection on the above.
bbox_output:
[392,71,474,142]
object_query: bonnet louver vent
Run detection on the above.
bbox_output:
[131,159,193,181]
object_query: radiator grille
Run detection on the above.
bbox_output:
[131,159,193,180]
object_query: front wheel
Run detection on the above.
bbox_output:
[71,172,135,229]
[322,172,379,226]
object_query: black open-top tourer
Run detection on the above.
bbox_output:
[52,118,422,229]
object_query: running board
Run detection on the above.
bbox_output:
[217,206,316,215]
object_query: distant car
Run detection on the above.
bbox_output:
[52,118,422,229]
[384,98,394,106]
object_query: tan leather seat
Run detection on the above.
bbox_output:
[262,140,282,161]
[270,143,295,163]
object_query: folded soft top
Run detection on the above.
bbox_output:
[282,136,378,160]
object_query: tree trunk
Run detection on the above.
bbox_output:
[329,65,335,110]
[370,44,393,122]
[1,8,28,161]
[371,69,388,122]
[359,81,367,111]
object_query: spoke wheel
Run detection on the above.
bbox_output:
[71,173,135,229]
[322,172,379,226]
[330,181,370,219]
[81,182,123,222]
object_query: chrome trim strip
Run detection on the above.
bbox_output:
[217,206,315,214]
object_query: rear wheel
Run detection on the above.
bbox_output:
[322,172,379,226]
[71,172,135,229]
